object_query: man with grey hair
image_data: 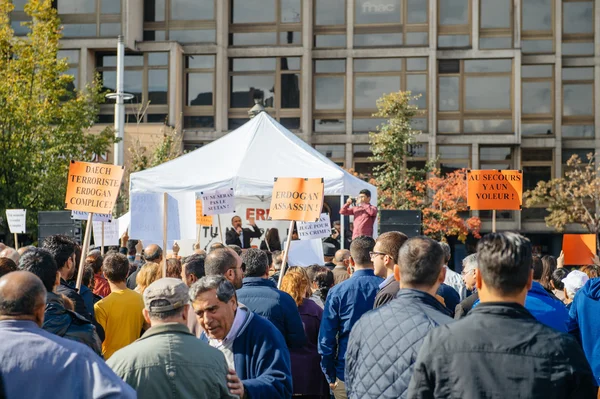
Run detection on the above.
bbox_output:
[126,243,163,290]
[454,253,479,319]
[190,276,293,399]
[107,278,234,399]
[440,242,467,301]
[204,247,243,289]
[332,249,350,285]
[0,271,135,398]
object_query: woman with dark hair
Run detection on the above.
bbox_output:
[281,270,329,399]
[307,266,334,309]
[540,255,557,293]
[260,228,282,252]
[551,268,569,302]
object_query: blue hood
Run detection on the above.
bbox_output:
[579,277,600,300]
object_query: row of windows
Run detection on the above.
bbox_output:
[10,0,596,54]
[66,53,593,134]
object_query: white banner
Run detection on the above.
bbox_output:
[288,239,325,266]
[297,213,331,240]
[92,221,120,247]
[6,209,26,234]
[200,188,235,216]
[71,210,112,222]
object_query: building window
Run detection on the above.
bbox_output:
[479,0,512,49]
[438,59,513,134]
[437,145,471,174]
[97,52,169,123]
[353,0,428,47]
[315,144,345,167]
[438,0,471,48]
[561,148,594,174]
[229,0,302,46]
[521,148,552,220]
[353,57,428,134]
[143,0,215,43]
[562,67,594,139]
[12,0,121,37]
[522,65,554,137]
[562,0,594,56]
[58,49,80,94]
[521,0,554,54]
[479,146,514,219]
[229,57,301,130]
[314,0,346,48]
[314,60,346,135]
[184,55,215,129]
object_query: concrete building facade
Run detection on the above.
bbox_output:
[13,0,600,253]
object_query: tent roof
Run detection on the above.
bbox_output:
[130,112,375,197]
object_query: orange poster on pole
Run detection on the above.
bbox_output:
[65,161,124,214]
[563,234,597,266]
[467,170,523,211]
[269,177,324,222]
[196,199,214,226]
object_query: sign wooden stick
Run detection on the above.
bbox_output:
[492,210,497,233]
[218,215,224,243]
[76,212,94,291]
[196,224,201,246]
[101,222,105,255]
[162,193,168,278]
[277,220,295,289]
[13,233,18,250]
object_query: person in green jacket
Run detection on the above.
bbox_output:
[107,278,236,399]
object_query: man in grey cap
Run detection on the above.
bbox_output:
[107,278,235,399]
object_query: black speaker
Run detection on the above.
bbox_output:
[38,211,82,245]
[379,210,422,237]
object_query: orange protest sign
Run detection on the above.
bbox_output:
[196,200,214,226]
[269,177,324,222]
[65,161,124,214]
[467,170,523,211]
[563,234,597,266]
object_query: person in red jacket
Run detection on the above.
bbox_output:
[340,189,378,239]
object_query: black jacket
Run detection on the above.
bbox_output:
[56,278,91,321]
[43,292,102,356]
[454,291,479,319]
[408,302,596,399]
[346,289,453,399]
[373,278,399,309]
[225,225,262,248]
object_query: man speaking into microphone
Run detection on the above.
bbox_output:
[225,216,262,249]
[339,189,378,239]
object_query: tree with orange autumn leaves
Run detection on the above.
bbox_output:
[351,90,481,243]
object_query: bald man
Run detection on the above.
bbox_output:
[0,272,135,398]
[0,247,19,264]
[204,247,244,289]
[126,244,163,290]
[332,249,351,285]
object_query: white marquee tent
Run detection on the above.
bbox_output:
[130,111,376,199]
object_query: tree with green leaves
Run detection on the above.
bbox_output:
[369,91,431,209]
[525,153,600,249]
[0,0,115,244]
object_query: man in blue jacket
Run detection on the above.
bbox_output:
[346,236,454,399]
[190,276,293,399]
[318,235,383,399]
[569,277,600,387]
[236,248,306,349]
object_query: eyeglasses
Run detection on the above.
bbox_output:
[461,269,474,276]
[369,251,387,258]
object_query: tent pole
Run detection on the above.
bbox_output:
[340,195,345,250]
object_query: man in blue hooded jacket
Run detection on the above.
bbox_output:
[569,277,600,387]
[191,275,293,399]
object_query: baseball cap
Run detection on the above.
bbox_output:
[143,278,189,313]
[562,270,589,296]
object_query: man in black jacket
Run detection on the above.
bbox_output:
[372,231,407,308]
[408,232,596,399]
[346,236,453,399]
[18,248,102,355]
[225,216,262,249]
[42,235,91,320]
[454,253,479,319]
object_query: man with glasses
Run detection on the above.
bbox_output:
[372,231,408,308]
[455,253,479,319]
[318,236,382,399]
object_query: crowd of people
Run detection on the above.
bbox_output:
[1,196,600,398]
